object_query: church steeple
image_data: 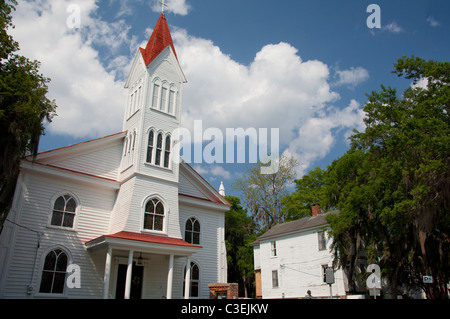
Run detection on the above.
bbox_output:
[121,12,186,180]
[140,13,178,66]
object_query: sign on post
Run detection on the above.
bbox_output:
[423,276,433,284]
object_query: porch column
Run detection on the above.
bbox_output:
[166,254,174,299]
[124,250,134,299]
[102,246,112,299]
[184,255,191,299]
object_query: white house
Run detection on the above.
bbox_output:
[252,207,348,299]
[0,13,230,299]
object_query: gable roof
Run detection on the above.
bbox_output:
[251,210,339,246]
[140,13,177,66]
[179,160,231,208]
[22,131,126,184]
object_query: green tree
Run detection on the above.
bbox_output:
[224,196,256,298]
[281,166,329,221]
[234,153,299,230]
[327,56,449,299]
[0,0,56,232]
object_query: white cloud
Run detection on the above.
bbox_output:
[10,1,365,177]
[286,99,365,176]
[173,30,340,144]
[385,22,403,33]
[151,0,191,16]
[193,165,232,181]
[335,67,369,88]
[10,0,130,138]
[426,16,441,27]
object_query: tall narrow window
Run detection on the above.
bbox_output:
[144,198,164,231]
[272,270,279,288]
[152,83,160,108]
[51,195,76,228]
[168,90,175,114]
[183,262,200,298]
[155,133,163,166]
[39,249,68,294]
[160,87,167,111]
[185,218,200,245]
[147,130,154,163]
[271,241,277,256]
[163,135,171,168]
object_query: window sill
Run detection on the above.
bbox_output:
[144,162,173,172]
[46,225,77,233]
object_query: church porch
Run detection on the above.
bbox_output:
[85,231,201,299]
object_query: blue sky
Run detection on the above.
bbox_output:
[10,0,450,197]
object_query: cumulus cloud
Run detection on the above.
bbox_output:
[335,67,369,88]
[10,0,129,138]
[11,1,366,177]
[173,30,340,143]
[285,99,365,175]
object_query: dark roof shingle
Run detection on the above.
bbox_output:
[252,210,339,246]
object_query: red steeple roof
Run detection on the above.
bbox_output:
[140,13,177,66]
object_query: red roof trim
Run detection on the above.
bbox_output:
[25,161,119,183]
[29,131,126,158]
[141,13,177,66]
[102,231,200,248]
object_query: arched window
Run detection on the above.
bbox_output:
[183,262,200,298]
[185,217,200,245]
[146,130,154,163]
[163,135,171,168]
[51,195,77,228]
[144,198,165,231]
[39,249,68,294]
[155,133,163,166]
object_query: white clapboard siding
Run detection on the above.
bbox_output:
[257,229,347,299]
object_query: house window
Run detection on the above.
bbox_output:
[185,217,200,245]
[39,249,68,294]
[163,135,171,168]
[183,262,200,298]
[270,241,277,256]
[155,133,163,166]
[272,270,279,288]
[51,195,76,228]
[144,198,165,231]
[318,231,327,251]
[147,130,154,163]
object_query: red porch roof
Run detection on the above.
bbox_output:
[93,231,200,248]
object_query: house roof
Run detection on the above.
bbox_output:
[140,13,177,66]
[251,210,339,246]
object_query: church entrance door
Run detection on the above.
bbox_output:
[115,263,143,299]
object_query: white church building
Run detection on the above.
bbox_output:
[0,13,230,299]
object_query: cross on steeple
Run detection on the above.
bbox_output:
[159,0,168,13]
